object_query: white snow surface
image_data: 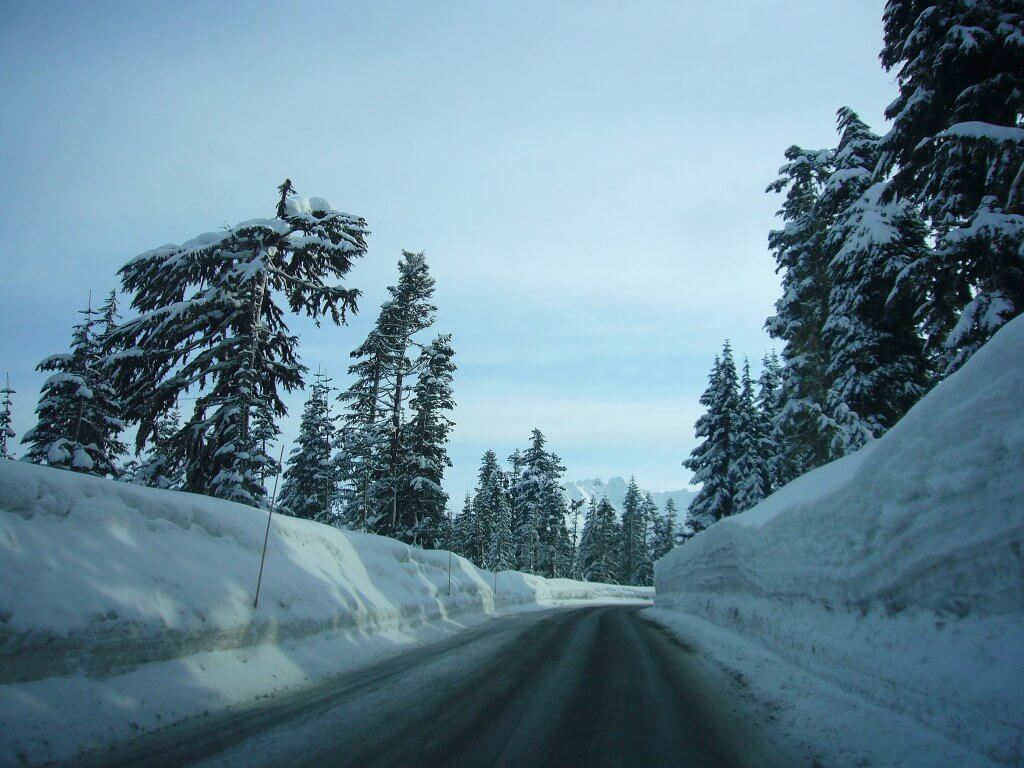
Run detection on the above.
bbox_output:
[652,316,1024,766]
[0,461,649,766]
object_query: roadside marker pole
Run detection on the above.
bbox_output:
[253,444,286,610]
[448,549,453,595]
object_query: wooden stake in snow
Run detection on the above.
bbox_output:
[253,444,286,610]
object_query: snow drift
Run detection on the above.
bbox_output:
[0,461,648,764]
[653,316,1024,766]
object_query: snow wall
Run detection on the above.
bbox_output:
[0,460,649,684]
[654,316,1024,765]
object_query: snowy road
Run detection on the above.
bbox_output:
[77,605,798,768]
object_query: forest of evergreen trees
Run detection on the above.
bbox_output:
[446,438,678,586]
[683,1,1023,534]
[4,181,461,549]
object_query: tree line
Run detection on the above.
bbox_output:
[6,181,459,549]
[447,435,680,586]
[684,1,1023,533]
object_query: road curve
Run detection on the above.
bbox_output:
[78,605,800,768]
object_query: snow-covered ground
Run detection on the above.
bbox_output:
[650,316,1024,767]
[0,461,649,766]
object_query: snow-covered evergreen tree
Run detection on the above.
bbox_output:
[381,252,437,540]
[1,374,14,459]
[111,180,369,507]
[765,146,837,481]
[132,404,183,489]
[511,429,570,577]
[400,334,456,547]
[335,321,393,530]
[23,303,126,476]
[756,352,783,493]
[819,108,930,454]
[683,342,739,532]
[471,450,503,568]
[567,498,585,580]
[279,374,336,522]
[730,359,770,513]
[619,477,649,585]
[486,479,514,573]
[650,497,678,561]
[578,497,620,584]
[335,252,438,541]
[881,0,1024,374]
[452,492,476,561]
[634,492,657,586]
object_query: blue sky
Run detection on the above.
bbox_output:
[0,1,895,502]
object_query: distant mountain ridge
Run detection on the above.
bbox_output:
[563,477,694,516]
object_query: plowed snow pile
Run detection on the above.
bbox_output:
[0,462,648,765]
[652,316,1024,767]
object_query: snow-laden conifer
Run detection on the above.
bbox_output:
[24,303,126,475]
[619,477,649,585]
[650,497,678,561]
[111,180,368,507]
[881,0,1023,373]
[730,359,770,513]
[756,352,783,492]
[400,334,456,547]
[279,374,336,522]
[765,146,837,481]
[471,450,503,568]
[819,108,930,454]
[683,342,739,532]
[511,429,570,576]
[1,374,14,459]
[578,497,620,584]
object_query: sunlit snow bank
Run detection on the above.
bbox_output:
[0,461,649,765]
[652,316,1024,767]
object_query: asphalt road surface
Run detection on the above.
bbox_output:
[79,604,800,768]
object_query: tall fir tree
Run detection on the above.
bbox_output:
[756,351,784,493]
[618,477,648,585]
[401,334,456,547]
[278,373,337,522]
[1,374,14,459]
[635,492,657,586]
[381,252,438,540]
[336,252,438,540]
[486,479,515,573]
[111,181,369,507]
[567,498,585,580]
[578,497,621,584]
[881,0,1024,374]
[335,321,393,530]
[511,429,570,576]
[819,108,930,455]
[471,450,503,568]
[765,146,838,481]
[683,342,739,532]
[730,359,771,513]
[651,497,678,561]
[452,492,476,562]
[23,302,126,476]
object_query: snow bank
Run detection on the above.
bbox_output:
[0,461,648,764]
[653,316,1024,766]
